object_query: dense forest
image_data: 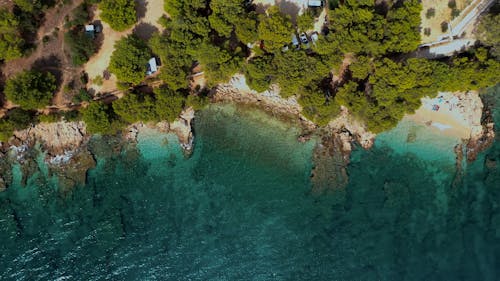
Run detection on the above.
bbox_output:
[0,0,499,141]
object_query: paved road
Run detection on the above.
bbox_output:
[417,0,497,58]
[450,0,496,38]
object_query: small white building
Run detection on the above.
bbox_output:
[308,0,323,7]
[85,25,95,32]
[146,57,158,75]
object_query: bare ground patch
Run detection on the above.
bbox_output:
[420,0,472,44]
[84,0,165,94]
[1,0,86,113]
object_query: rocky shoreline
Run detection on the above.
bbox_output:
[0,106,195,192]
[0,80,496,193]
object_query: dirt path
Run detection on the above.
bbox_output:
[331,54,353,87]
[1,0,85,114]
[85,0,165,93]
[1,0,84,79]
[84,9,133,80]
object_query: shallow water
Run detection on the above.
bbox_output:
[1,92,499,280]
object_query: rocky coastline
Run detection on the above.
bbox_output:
[0,80,495,193]
[0,107,195,192]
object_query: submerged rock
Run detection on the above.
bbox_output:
[48,148,96,192]
[327,106,376,150]
[310,131,350,193]
[0,176,5,192]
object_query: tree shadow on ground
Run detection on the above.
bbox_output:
[0,71,5,109]
[254,3,271,13]
[32,55,63,90]
[277,0,300,23]
[92,20,105,54]
[133,22,159,41]
[135,0,147,21]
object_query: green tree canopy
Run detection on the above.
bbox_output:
[149,33,193,90]
[82,102,114,134]
[113,87,186,123]
[194,42,243,86]
[100,0,137,31]
[384,0,422,53]
[112,92,157,123]
[109,35,152,85]
[273,51,330,97]
[258,6,294,52]
[297,11,314,32]
[4,70,56,110]
[349,55,373,80]
[0,9,25,61]
[13,0,42,13]
[65,29,97,66]
[327,1,386,56]
[154,87,186,122]
[208,0,258,43]
[209,0,244,38]
[298,84,341,126]
[0,108,37,141]
[477,13,500,59]
[244,55,274,92]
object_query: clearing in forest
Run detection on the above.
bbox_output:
[420,0,473,44]
[84,0,165,94]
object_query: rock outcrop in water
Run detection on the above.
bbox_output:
[0,108,196,191]
[214,75,378,192]
[0,121,96,191]
[466,94,496,162]
[170,107,195,154]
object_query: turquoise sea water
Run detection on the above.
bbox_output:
[1,89,499,280]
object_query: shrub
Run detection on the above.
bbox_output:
[100,0,136,31]
[39,113,61,123]
[448,0,457,9]
[0,109,37,141]
[65,28,97,66]
[425,8,435,19]
[92,75,104,86]
[0,9,25,61]
[4,70,57,110]
[441,22,449,33]
[72,89,93,104]
[109,35,151,85]
[81,102,114,134]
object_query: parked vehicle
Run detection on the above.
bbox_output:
[310,32,319,44]
[292,34,300,49]
[308,0,323,7]
[299,32,309,44]
[299,32,310,49]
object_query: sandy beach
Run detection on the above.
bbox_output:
[405,91,484,139]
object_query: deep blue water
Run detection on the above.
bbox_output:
[0,89,499,280]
